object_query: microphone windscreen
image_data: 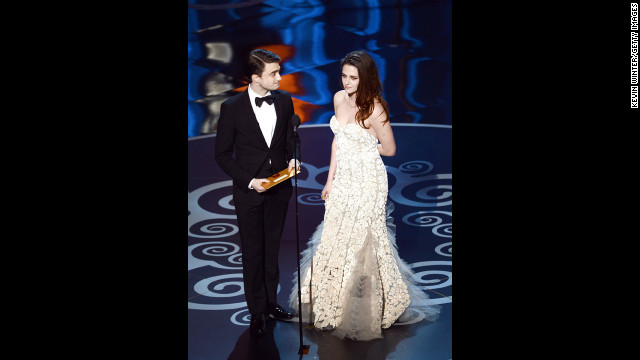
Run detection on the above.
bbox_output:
[291,114,301,127]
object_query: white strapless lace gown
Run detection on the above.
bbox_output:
[289,115,440,341]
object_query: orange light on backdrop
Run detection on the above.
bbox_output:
[233,44,321,124]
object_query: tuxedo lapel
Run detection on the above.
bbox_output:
[272,91,285,144]
[240,90,269,149]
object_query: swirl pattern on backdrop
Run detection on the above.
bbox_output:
[188,180,237,238]
[409,260,452,305]
[188,241,243,271]
[188,160,452,323]
[402,210,452,238]
[387,161,452,208]
[435,242,452,257]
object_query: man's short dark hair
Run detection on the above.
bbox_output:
[243,49,281,83]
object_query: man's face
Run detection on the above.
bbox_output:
[253,62,281,91]
[341,64,359,95]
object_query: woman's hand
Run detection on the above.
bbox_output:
[321,182,332,201]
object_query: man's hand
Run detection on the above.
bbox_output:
[251,178,270,193]
[288,159,301,173]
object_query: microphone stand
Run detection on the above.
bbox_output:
[293,121,310,358]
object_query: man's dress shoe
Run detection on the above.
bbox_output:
[249,313,267,335]
[267,303,294,321]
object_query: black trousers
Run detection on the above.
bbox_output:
[234,187,290,315]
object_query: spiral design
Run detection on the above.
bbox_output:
[187,274,248,310]
[387,161,452,208]
[305,165,330,190]
[189,220,238,238]
[432,224,452,238]
[388,180,452,208]
[399,161,434,176]
[393,308,426,326]
[298,192,325,205]
[219,195,235,210]
[192,241,240,258]
[284,163,327,190]
[413,269,451,290]
[435,242,452,257]
[188,180,237,218]
[194,274,244,298]
[402,211,444,227]
[188,241,243,271]
[409,261,452,292]
[402,211,451,234]
[228,253,243,265]
[230,309,252,326]
[416,185,452,201]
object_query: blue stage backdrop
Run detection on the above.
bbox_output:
[188,0,452,138]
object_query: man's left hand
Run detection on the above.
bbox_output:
[288,159,301,173]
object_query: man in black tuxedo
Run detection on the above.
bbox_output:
[215,49,299,336]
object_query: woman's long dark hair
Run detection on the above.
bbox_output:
[340,50,389,129]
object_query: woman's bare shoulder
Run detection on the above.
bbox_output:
[371,101,386,119]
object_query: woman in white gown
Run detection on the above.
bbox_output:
[289,50,440,341]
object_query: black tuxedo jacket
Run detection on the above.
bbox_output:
[215,89,297,206]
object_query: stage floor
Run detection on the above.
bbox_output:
[188,124,452,360]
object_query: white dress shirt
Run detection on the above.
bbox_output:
[247,85,277,148]
[247,85,277,190]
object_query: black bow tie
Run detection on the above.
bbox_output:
[255,95,275,107]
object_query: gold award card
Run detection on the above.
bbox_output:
[261,167,301,190]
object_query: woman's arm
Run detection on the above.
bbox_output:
[369,103,396,156]
[321,136,337,200]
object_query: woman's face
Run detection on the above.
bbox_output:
[341,64,359,95]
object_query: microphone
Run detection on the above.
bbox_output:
[291,114,301,132]
[291,112,309,356]
[291,114,301,163]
